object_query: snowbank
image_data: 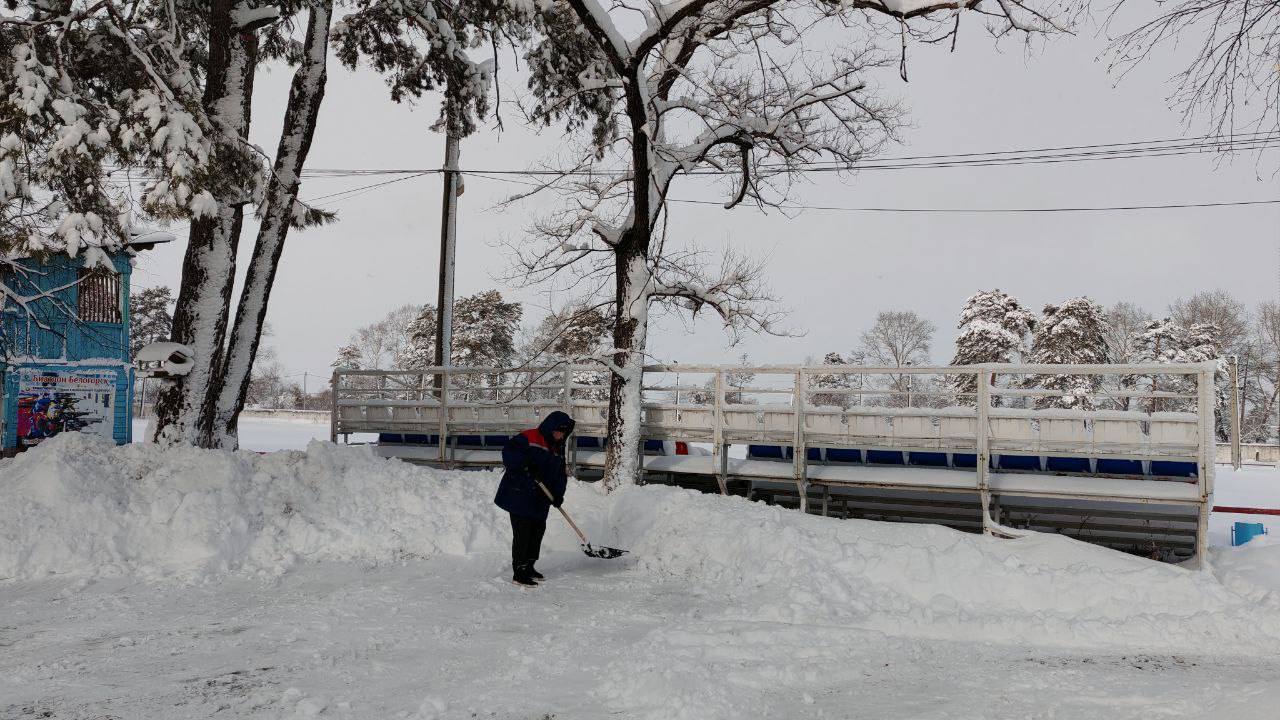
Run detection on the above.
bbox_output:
[1212,536,1280,603]
[0,433,509,581]
[601,486,1280,653]
[4,435,1280,654]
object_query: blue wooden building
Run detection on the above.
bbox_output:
[0,232,171,453]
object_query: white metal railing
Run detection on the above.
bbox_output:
[332,361,1218,556]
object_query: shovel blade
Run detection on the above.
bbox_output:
[582,543,627,559]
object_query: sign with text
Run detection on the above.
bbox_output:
[15,368,116,446]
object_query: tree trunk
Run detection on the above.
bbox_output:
[212,1,333,448]
[601,246,651,491]
[151,0,258,447]
[600,75,655,491]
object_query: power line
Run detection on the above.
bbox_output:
[105,131,1280,183]
[462,170,1280,214]
[304,172,430,202]
[670,198,1280,214]
[456,133,1280,176]
[154,172,433,238]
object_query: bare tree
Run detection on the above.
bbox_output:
[522,303,615,401]
[1103,301,1152,409]
[1249,302,1280,441]
[859,310,935,407]
[1104,301,1153,365]
[1109,0,1280,136]
[345,304,420,370]
[1170,290,1248,354]
[513,0,1067,490]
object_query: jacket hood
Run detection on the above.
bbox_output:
[538,411,576,441]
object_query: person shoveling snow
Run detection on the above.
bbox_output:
[494,411,625,587]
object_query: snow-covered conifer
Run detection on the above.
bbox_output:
[396,307,437,372]
[949,289,1036,405]
[1026,297,1110,409]
[811,353,853,409]
[333,343,363,370]
[129,287,175,359]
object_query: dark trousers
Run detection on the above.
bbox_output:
[509,514,547,574]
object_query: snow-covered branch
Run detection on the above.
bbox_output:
[650,248,790,342]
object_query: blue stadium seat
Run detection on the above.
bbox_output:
[997,455,1042,471]
[867,450,906,465]
[403,434,437,445]
[825,448,863,464]
[908,452,948,467]
[1096,459,1143,476]
[1151,460,1198,478]
[1046,456,1090,473]
[951,453,977,468]
[453,435,484,448]
[483,435,510,447]
[577,436,603,449]
[643,439,667,454]
[806,447,824,462]
[748,445,787,460]
[378,433,404,444]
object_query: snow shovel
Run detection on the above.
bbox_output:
[535,480,628,559]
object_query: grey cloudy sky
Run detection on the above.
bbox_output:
[129,14,1279,380]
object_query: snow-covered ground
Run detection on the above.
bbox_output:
[1212,464,1279,546]
[3,434,1280,718]
[132,417,336,453]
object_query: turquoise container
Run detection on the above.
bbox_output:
[1232,522,1269,547]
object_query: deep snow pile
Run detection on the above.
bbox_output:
[605,487,1280,652]
[4,434,1280,655]
[0,433,511,581]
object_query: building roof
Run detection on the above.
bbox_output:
[127,229,176,251]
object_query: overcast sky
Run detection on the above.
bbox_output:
[128,13,1280,382]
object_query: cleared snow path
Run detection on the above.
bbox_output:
[3,436,1280,718]
[5,558,1280,720]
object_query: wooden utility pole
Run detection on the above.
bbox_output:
[434,110,462,394]
[1229,355,1242,469]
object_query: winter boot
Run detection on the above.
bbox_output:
[512,563,539,588]
[529,567,545,581]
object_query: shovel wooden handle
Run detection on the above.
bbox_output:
[535,479,589,546]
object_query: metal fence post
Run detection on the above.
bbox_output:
[329,370,340,443]
[976,367,993,534]
[795,369,809,513]
[564,366,578,477]
[1228,355,1241,470]
[713,369,728,495]
[438,366,449,465]
[1196,364,1215,565]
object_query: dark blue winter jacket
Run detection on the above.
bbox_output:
[494,411,575,519]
